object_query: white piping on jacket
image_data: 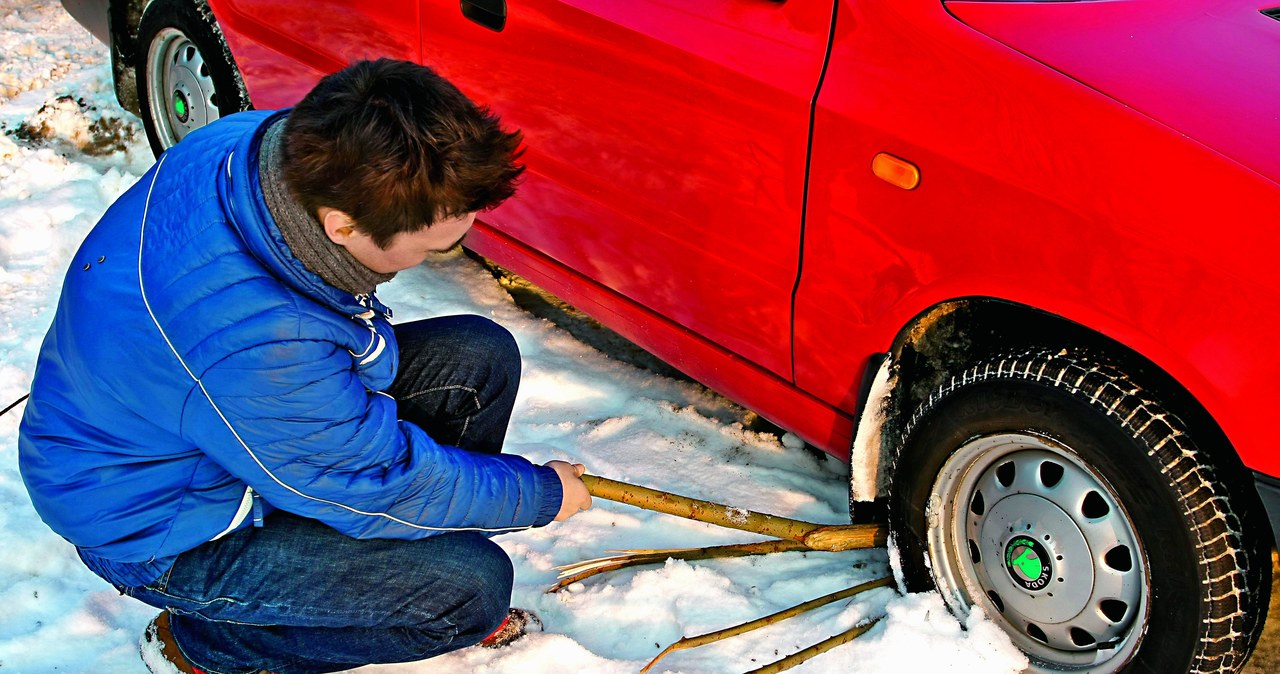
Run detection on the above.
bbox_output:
[360,330,386,365]
[350,328,377,358]
[135,154,531,536]
[348,324,385,366]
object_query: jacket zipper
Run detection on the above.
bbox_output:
[353,293,391,319]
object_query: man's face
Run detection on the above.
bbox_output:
[338,212,476,274]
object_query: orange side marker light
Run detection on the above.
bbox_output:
[871,152,920,190]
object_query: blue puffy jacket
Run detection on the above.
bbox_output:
[18,111,562,588]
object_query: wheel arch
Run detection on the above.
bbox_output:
[886,298,1233,456]
[107,0,149,114]
[872,306,1277,671]
[861,297,1272,551]
[109,0,242,118]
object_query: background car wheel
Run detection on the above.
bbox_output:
[888,349,1270,673]
[135,0,250,156]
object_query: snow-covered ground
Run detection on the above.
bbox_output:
[0,2,1028,672]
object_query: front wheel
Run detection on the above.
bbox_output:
[135,0,250,156]
[889,349,1269,672]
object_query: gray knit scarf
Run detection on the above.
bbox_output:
[258,119,395,296]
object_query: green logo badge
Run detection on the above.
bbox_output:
[173,91,190,123]
[1005,535,1053,591]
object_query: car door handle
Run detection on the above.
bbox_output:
[461,0,506,32]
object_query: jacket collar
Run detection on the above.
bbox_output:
[217,110,392,318]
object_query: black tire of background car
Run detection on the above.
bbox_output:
[888,349,1271,673]
[134,0,251,157]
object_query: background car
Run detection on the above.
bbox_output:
[61,0,1280,672]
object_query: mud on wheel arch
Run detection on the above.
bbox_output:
[126,0,251,155]
[875,309,1272,674]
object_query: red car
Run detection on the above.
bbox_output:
[63,0,1280,671]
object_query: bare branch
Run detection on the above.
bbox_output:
[582,475,886,552]
[745,616,885,674]
[548,539,809,593]
[640,576,893,674]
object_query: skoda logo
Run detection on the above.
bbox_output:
[173,91,191,123]
[1005,535,1053,591]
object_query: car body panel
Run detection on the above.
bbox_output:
[66,0,1280,478]
[946,0,1280,185]
[209,0,421,108]
[794,0,1280,476]
[60,0,109,43]
[214,0,833,381]
[463,220,859,458]
[411,0,834,380]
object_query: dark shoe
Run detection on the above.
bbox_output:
[477,608,543,648]
[141,610,207,674]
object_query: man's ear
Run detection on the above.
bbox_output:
[319,207,358,247]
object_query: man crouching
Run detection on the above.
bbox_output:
[18,58,592,673]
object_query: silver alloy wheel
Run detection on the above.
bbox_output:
[145,27,221,150]
[926,432,1148,672]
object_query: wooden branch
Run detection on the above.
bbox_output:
[548,539,809,593]
[582,474,886,552]
[640,576,893,674]
[744,616,885,674]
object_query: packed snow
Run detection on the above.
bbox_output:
[0,2,1028,672]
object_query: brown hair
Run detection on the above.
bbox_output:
[282,59,524,248]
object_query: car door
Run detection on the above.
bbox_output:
[210,0,420,107]
[420,0,835,379]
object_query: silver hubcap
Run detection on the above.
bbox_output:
[146,28,220,149]
[926,433,1148,672]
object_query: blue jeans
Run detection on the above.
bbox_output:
[124,315,524,673]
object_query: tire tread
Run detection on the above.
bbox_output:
[895,348,1266,673]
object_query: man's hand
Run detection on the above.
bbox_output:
[546,460,592,522]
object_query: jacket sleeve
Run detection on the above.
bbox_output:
[180,336,564,539]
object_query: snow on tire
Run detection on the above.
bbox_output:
[888,348,1270,673]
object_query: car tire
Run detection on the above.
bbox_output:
[135,0,250,156]
[888,348,1270,673]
